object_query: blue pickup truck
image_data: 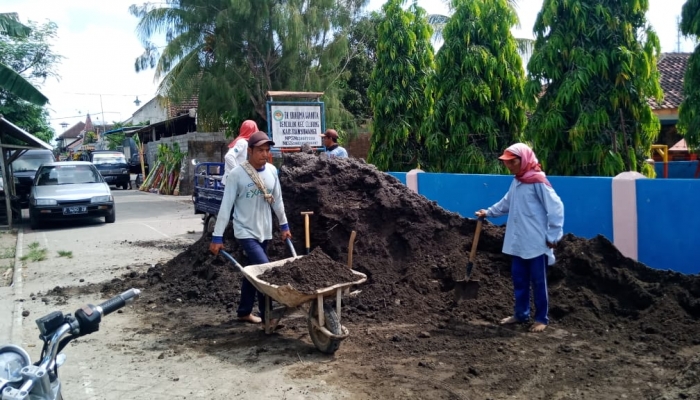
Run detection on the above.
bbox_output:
[192,162,226,237]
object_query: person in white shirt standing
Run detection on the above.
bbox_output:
[222,120,258,182]
[209,131,292,324]
[475,143,564,333]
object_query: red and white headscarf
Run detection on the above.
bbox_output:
[228,120,258,148]
[502,143,551,187]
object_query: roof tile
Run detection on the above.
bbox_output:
[649,53,691,110]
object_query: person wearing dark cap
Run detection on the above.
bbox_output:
[209,131,292,324]
[475,143,564,333]
[319,129,348,158]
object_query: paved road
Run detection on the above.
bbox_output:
[0,189,347,400]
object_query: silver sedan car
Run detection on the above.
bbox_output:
[28,161,115,229]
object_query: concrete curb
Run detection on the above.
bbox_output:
[10,227,24,344]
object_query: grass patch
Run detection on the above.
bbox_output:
[57,250,73,258]
[0,247,15,259]
[21,242,47,262]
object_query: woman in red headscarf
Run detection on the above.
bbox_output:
[222,120,258,181]
[475,143,564,332]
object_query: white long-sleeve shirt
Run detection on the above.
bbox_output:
[222,140,248,182]
[212,163,288,243]
[486,180,564,265]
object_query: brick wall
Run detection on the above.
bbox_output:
[345,132,372,159]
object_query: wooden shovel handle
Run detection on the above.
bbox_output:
[469,218,484,263]
[348,230,357,269]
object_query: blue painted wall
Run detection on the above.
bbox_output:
[547,176,614,240]
[417,174,613,240]
[387,172,407,185]
[418,173,512,225]
[636,179,700,274]
[385,171,698,273]
[654,161,699,179]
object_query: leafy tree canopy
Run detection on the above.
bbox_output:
[679,0,700,151]
[130,0,367,132]
[524,0,662,177]
[0,19,61,143]
[424,0,526,174]
[367,0,434,171]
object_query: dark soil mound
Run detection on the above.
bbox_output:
[96,152,700,398]
[111,153,700,336]
[257,247,359,293]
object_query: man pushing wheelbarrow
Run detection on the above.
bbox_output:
[208,131,292,326]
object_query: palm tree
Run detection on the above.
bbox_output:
[0,13,49,106]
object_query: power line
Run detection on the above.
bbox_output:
[56,92,154,97]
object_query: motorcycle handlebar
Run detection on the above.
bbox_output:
[98,288,141,316]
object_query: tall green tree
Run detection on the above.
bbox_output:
[524,0,662,177]
[424,0,526,174]
[0,13,49,106]
[340,12,380,125]
[679,0,700,151]
[130,0,367,131]
[367,0,434,171]
[0,19,61,142]
[427,0,533,60]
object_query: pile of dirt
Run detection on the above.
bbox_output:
[109,152,700,339]
[100,152,700,398]
[257,247,360,293]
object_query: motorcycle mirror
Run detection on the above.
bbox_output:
[56,353,66,367]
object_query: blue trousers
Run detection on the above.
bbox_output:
[511,254,549,325]
[237,238,270,319]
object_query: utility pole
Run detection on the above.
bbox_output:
[99,94,107,139]
[677,15,682,53]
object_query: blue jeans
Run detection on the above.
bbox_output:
[512,254,549,325]
[237,238,270,320]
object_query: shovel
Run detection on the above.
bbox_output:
[453,216,484,302]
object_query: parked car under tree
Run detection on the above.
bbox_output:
[29,161,115,229]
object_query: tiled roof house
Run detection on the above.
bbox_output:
[648,53,691,149]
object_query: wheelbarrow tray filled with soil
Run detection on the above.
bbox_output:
[243,256,367,308]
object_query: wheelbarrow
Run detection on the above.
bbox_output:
[219,239,367,354]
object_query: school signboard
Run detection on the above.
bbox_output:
[267,102,325,148]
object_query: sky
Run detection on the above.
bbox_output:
[3,0,697,141]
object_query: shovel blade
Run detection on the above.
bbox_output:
[453,280,480,302]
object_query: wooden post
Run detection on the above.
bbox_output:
[336,288,342,324]
[0,139,13,229]
[317,295,324,328]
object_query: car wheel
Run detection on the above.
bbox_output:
[29,209,40,230]
[105,207,116,223]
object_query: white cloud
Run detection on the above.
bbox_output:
[4,0,162,137]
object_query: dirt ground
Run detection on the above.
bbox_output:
[43,153,700,399]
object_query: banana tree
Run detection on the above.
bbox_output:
[0,13,49,106]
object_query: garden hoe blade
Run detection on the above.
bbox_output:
[453,217,483,303]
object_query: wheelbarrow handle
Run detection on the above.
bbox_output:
[219,250,246,274]
[286,238,298,258]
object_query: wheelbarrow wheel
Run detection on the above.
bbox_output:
[308,301,342,354]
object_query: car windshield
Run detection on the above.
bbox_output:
[92,154,126,165]
[36,165,101,186]
[12,157,52,172]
